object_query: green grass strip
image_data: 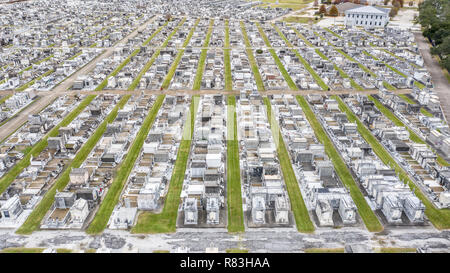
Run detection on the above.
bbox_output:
[378,47,420,69]
[128,18,187,91]
[361,28,420,70]
[270,24,328,91]
[17,69,55,92]
[95,22,168,91]
[1,248,44,253]
[86,95,165,234]
[323,27,343,39]
[68,51,82,61]
[335,95,450,230]
[160,19,200,89]
[263,97,315,233]
[398,94,416,104]
[16,95,131,234]
[192,19,214,90]
[142,21,169,47]
[363,50,425,90]
[315,32,396,91]
[0,94,12,105]
[18,65,32,75]
[420,107,433,117]
[224,20,232,90]
[290,27,313,47]
[239,21,265,91]
[132,96,200,233]
[0,95,96,195]
[290,27,363,90]
[296,95,382,232]
[226,96,245,233]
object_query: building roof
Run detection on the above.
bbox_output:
[346,6,389,15]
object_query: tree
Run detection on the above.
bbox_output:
[384,0,390,5]
[329,5,339,16]
[398,0,404,7]
[353,0,360,4]
[441,57,450,73]
[409,1,414,6]
[392,0,401,8]
[319,4,326,14]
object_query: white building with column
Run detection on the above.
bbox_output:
[344,6,390,28]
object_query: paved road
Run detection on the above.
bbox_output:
[414,32,450,122]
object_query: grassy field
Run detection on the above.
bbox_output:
[160,19,200,89]
[304,248,345,253]
[192,19,214,90]
[226,96,245,233]
[263,98,315,233]
[86,95,165,234]
[271,24,329,91]
[335,95,450,230]
[132,96,200,233]
[0,95,96,195]
[239,21,265,91]
[224,20,232,90]
[95,22,168,91]
[1,247,45,253]
[128,18,187,90]
[296,96,383,232]
[16,96,131,234]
